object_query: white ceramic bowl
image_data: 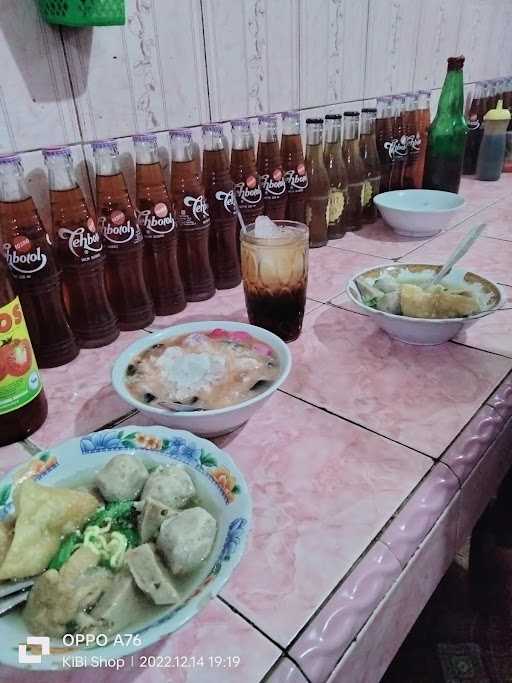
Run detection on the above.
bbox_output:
[347,263,504,345]
[112,321,292,437]
[0,425,251,670]
[374,190,465,237]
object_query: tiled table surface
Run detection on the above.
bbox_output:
[2,174,512,682]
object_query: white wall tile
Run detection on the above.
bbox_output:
[299,0,368,109]
[0,1,80,154]
[65,0,209,141]
[203,0,299,122]
[414,0,463,91]
[457,0,496,83]
[364,0,422,99]
[485,0,512,79]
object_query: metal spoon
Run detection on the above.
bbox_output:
[157,400,204,413]
[429,222,486,287]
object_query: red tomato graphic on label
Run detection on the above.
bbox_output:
[246,175,257,189]
[2,339,32,377]
[13,235,31,253]
[297,163,306,176]
[111,210,125,226]
[273,168,283,181]
[154,202,169,218]
[0,351,7,381]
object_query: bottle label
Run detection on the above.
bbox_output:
[3,238,48,278]
[136,203,176,238]
[384,136,409,161]
[0,297,42,416]
[468,115,480,131]
[57,218,103,262]
[234,176,263,207]
[284,164,308,193]
[261,168,286,200]
[215,189,237,215]
[101,210,142,248]
[327,188,345,224]
[180,194,209,226]
[361,181,373,208]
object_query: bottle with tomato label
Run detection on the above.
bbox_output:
[0,154,78,368]
[93,140,154,330]
[202,124,241,290]
[281,111,308,223]
[257,115,287,220]
[133,133,186,316]
[0,253,48,445]
[43,147,119,348]
[230,119,264,248]
[170,129,215,302]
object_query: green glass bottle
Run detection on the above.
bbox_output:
[423,56,468,193]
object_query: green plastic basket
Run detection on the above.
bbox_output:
[38,0,125,27]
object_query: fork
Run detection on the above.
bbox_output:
[0,579,33,616]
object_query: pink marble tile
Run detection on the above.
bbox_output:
[456,174,512,218]
[400,232,512,287]
[457,416,512,546]
[307,247,390,303]
[0,442,31,477]
[0,599,279,683]
[487,370,512,420]
[266,657,309,683]
[216,391,431,646]
[327,219,441,260]
[380,462,459,568]
[146,285,321,333]
[326,494,461,683]
[453,284,512,358]
[30,330,146,449]
[330,292,368,316]
[453,198,512,241]
[441,405,505,485]
[284,305,512,457]
[289,542,401,683]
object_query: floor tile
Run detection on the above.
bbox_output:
[30,331,146,449]
[217,391,431,646]
[452,198,512,241]
[0,442,31,477]
[283,305,512,457]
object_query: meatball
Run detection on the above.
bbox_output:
[141,465,195,510]
[157,507,216,575]
[95,454,148,502]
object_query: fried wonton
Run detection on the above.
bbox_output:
[0,520,13,566]
[400,284,479,319]
[0,480,99,580]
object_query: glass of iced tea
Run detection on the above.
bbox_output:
[240,219,308,342]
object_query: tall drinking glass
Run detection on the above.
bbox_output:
[240,220,308,342]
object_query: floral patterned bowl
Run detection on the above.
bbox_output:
[0,425,251,670]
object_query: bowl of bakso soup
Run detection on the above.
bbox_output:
[347,263,504,345]
[112,321,292,436]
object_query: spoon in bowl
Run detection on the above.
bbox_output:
[157,400,203,413]
[428,222,486,287]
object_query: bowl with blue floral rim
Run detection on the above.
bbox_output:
[0,425,251,670]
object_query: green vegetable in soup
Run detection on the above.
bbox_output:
[48,530,82,570]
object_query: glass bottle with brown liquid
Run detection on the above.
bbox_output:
[133,133,186,316]
[0,155,78,368]
[359,108,382,223]
[281,111,308,223]
[304,118,329,247]
[389,94,407,190]
[44,147,119,348]
[342,112,366,231]
[463,82,485,175]
[170,129,215,302]
[202,124,241,290]
[323,114,348,239]
[376,96,394,193]
[402,93,420,189]
[93,140,154,330]
[257,115,287,220]
[0,253,48,446]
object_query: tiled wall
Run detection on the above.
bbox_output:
[1,0,511,230]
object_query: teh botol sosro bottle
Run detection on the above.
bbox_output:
[423,56,468,193]
[0,253,47,446]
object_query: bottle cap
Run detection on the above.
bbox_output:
[92,139,119,154]
[281,110,300,121]
[169,128,192,142]
[202,124,224,136]
[306,117,323,124]
[133,133,157,144]
[361,108,377,113]
[325,113,342,119]
[447,55,465,70]
[343,111,359,117]
[258,114,277,125]
[42,146,72,162]
[484,99,511,121]
[0,154,21,166]
[231,118,251,130]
